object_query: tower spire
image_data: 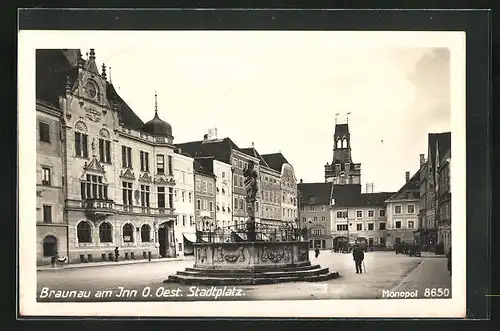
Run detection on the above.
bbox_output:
[154,91,158,115]
[109,66,112,83]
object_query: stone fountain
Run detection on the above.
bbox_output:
[165,161,339,285]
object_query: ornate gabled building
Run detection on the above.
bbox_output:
[36,49,191,264]
[418,132,451,253]
[324,122,361,184]
[385,169,421,249]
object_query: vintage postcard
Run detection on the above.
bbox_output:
[18,30,466,318]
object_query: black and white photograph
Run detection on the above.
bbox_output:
[19,29,466,318]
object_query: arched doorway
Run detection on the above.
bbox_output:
[43,235,57,257]
[158,221,174,258]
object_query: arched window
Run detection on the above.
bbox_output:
[141,224,151,242]
[43,235,57,257]
[99,222,113,243]
[336,139,342,149]
[123,223,134,242]
[342,138,348,148]
[77,221,92,243]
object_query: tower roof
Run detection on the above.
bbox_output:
[334,123,349,137]
[142,92,173,138]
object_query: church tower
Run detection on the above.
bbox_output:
[324,121,361,184]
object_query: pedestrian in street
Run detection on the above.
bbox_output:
[51,251,59,268]
[447,248,451,276]
[114,247,120,262]
[352,244,365,274]
[314,246,320,258]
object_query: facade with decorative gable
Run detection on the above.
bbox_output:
[35,49,188,264]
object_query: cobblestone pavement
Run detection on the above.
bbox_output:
[36,251,450,302]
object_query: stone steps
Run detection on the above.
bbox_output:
[177,267,330,279]
[184,263,320,274]
[165,265,340,285]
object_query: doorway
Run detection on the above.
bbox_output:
[158,225,169,258]
[368,238,374,247]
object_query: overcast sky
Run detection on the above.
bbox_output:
[69,32,452,193]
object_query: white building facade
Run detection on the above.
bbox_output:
[214,159,233,230]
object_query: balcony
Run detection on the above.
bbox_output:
[65,199,175,216]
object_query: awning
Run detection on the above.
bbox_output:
[183,233,197,244]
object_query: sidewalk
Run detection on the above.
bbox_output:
[37,256,193,272]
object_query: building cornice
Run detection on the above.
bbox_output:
[36,100,61,117]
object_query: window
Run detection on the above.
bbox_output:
[312,228,324,236]
[77,221,92,243]
[379,237,386,245]
[368,223,374,231]
[239,176,243,187]
[157,187,165,208]
[141,224,151,242]
[197,199,201,210]
[337,224,348,231]
[239,160,243,169]
[321,216,326,222]
[233,174,237,187]
[313,216,318,222]
[174,190,178,201]
[156,155,165,174]
[99,222,112,242]
[75,132,88,158]
[42,205,52,223]
[140,185,150,208]
[43,235,57,257]
[394,205,402,214]
[42,167,51,185]
[321,205,326,211]
[188,192,192,203]
[182,215,187,226]
[209,201,213,212]
[208,183,213,193]
[81,175,108,200]
[310,205,315,211]
[234,197,238,209]
[379,222,386,230]
[222,188,225,194]
[222,171,226,179]
[121,146,132,168]
[356,223,362,231]
[336,211,343,218]
[140,151,150,172]
[408,220,415,228]
[39,122,50,142]
[123,224,134,242]
[181,191,185,202]
[168,155,173,175]
[368,210,374,217]
[395,221,402,229]
[240,199,244,210]
[202,181,207,193]
[99,139,112,163]
[196,180,201,191]
[178,243,183,251]
[300,205,305,211]
[379,209,386,217]
[255,202,259,212]
[356,210,362,218]
[122,182,133,206]
[203,200,208,210]
[302,217,306,223]
[190,216,194,226]
[407,204,415,214]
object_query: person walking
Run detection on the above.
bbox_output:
[314,246,320,258]
[114,247,120,262]
[352,244,365,274]
[51,251,59,268]
[447,248,452,276]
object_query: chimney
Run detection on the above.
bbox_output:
[300,179,303,184]
[420,154,425,166]
[251,142,254,147]
[405,171,410,182]
[203,134,208,141]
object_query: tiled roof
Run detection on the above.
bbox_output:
[387,169,421,201]
[36,49,79,109]
[106,83,145,132]
[175,138,240,164]
[240,147,270,168]
[36,49,147,133]
[194,158,215,177]
[261,153,289,172]
[298,182,333,205]
[332,184,394,207]
[429,132,451,168]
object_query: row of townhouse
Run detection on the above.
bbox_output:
[35,48,298,265]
